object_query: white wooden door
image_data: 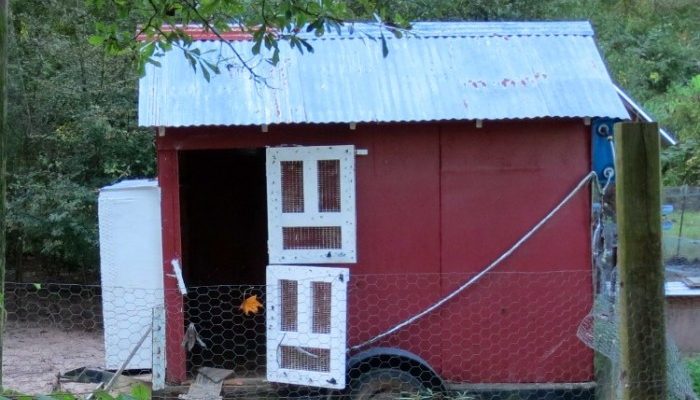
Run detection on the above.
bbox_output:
[266,145,356,264]
[266,265,349,389]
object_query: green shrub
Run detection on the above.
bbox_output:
[0,382,151,400]
[688,356,700,395]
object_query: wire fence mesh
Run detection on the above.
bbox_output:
[1,188,699,399]
[664,186,700,268]
[1,267,698,399]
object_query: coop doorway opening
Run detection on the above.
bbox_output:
[179,148,268,376]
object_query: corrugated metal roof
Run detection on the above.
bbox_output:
[138,21,630,127]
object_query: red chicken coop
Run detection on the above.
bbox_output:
[112,20,666,398]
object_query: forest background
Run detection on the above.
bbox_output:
[5,0,699,282]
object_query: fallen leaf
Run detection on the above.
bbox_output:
[239,294,263,316]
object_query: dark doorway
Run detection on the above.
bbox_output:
[179,148,268,376]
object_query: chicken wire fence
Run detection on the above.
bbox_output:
[2,269,698,400]
[663,186,700,268]
[577,288,698,400]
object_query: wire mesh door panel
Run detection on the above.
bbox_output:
[266,265,349,389]
[266,145,356,264]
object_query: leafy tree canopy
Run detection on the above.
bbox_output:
[5,0,699,279]
[87,0,413,79]
[8,0,155,280]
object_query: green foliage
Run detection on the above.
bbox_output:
[0,382,152,400]
[558,1,700,185]
[661,139,700,186]
[7,0,155,280]
[87,0,358,79]
[653,75,700,184]
[688,356,700,395]
[4,0,699,278]
[8,173,97,272]
[85,0,422,81]
[348,0,551,21]
[665,210,700,240]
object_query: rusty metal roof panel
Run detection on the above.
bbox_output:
[138,21,630,127]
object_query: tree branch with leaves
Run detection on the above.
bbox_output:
[87,0,408,81]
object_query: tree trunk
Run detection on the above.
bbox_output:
[0,0,8,388]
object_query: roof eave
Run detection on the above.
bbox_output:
[614,85,677,146]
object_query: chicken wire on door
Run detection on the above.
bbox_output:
[266,265,349,390]
[266,145,356,264]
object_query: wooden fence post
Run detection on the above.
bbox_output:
[614,122,667,400]
[0,0,8,388]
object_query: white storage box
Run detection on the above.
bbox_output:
[98,179,164,370]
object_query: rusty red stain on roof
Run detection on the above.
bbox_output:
[467,80,488,88]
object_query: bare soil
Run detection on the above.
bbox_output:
[3,325,105,395]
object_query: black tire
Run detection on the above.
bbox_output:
[350,368,429,400]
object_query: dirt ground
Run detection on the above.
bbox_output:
[666,263,700,281]
[2,326,105,395]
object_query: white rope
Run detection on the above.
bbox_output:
[350,171,597,351]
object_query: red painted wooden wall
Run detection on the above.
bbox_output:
[157,119,593,384]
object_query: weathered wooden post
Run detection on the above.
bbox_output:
[0,0,8,388]
[614,122,667,400]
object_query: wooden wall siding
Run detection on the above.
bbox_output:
[157,119,593,383]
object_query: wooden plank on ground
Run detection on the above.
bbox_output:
[178,367,233,400]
